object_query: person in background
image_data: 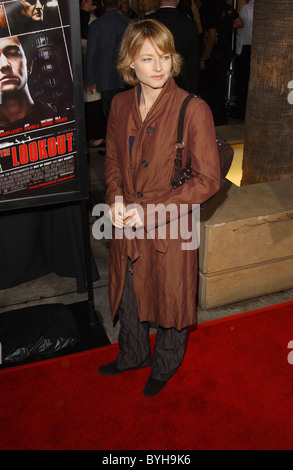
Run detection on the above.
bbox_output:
[139,0,159,17]
[119,0,138,18]
[233,0,254,119]
[80,0,106,148]
[86,0,130,122]
[148,0,199,94]
[199,0,243,125]
[190,0,202,33]
[99,19,221,397]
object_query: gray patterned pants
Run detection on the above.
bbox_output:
[115,267,189,382]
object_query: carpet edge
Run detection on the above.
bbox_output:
[1,300,292,375]
[196,299,293,329]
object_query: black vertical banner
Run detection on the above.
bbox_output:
[0,0,88,211]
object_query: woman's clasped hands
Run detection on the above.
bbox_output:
[109,201,144,229]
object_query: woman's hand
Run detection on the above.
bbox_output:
[124,207,144,228]
[109,201,127,228]
[108,202,144,229]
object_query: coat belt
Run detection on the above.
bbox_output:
[122,191,169,262]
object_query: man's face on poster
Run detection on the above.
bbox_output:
[20,0,46,22]
[0,37,28,95]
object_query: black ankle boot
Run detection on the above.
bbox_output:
[99,360,151,376]
[98,361,124,375]
[143,377,167,397]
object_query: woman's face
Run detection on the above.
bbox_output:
[131,38,172,91]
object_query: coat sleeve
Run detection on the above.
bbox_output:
[142,100,221,231]
[104,99,124,208]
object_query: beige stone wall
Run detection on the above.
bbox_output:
[198,179,293,308]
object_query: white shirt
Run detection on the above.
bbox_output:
[236,0,254,55]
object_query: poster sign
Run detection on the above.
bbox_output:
[0,0,88,211]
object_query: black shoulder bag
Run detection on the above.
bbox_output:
[171,94,234,205]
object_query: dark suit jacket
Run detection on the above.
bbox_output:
[86,10,130,92]
[148,7,199,94]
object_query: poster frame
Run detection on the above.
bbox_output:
[0,0,89,213]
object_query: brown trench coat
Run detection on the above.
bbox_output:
[104,78,221,331]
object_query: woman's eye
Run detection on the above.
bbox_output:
[163,55,170,60]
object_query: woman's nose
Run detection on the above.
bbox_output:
[153,58,162,71]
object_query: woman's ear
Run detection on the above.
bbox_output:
[130,62,135,69]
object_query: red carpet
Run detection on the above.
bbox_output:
[1,301,293,450]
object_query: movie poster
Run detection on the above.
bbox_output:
[0,0,87,211]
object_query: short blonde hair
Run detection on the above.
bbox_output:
[117,19,182,86]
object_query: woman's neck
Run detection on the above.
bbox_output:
[139,84,162,121]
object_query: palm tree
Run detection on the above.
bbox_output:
[241,0,293,185]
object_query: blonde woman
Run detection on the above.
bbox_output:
[99,19,220,397]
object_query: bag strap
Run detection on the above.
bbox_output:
[174,94,195,170]
[177,94,194,143]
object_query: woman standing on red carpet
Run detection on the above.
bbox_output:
[99,19,221,397]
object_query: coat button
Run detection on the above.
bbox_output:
[147,126,154,133]
[142,160,148,167]
[137,191,143,197]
